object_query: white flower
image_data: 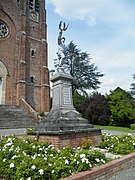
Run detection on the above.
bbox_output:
[85,159,89,164]
[27,177,31,180]
[101,159,106,164]
[22,151,26,156]
[7,138,12,142]
[39,148,43,151]
[77,161,79,165]
[32,155,36,160]
[82,158,85,163]
[48,144,54,148]
[128,133,132,136]
[82,157,88,163]
[48,163,52,167]
[89,163,92,168]
[51,170,54,174]
[31,165,36,170]
[3,158,6,162]
[10,163,15,168]
[44,157,47,160]
[32,145,35,149]
[95,158,100,163]
[65,159,69,164]
[57,149,60,153]
[39,169,44,175]
[9,147,14,152]
[11,155,18,159]
[80,154,86,158]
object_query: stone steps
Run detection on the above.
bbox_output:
[0,105,36,129]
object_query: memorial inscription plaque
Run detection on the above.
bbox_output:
[63,86,71,105]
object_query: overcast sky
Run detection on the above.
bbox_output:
[46,0,135,94]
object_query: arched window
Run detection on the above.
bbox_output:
[30,76,34,83]
[31,49,35,57]
[29,0,39,12]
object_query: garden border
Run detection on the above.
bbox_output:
[61,153,135,180]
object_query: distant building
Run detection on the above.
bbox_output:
[0,0,50,113]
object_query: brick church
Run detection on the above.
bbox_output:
[0,0,50,113]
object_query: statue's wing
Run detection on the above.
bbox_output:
[59,21,63,30]
[64,23,69,31]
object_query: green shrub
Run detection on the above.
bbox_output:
[1,134,134,179]
[0,136,109,179]
[130,123,135,130]
[100,133,135,155]
[81,140,92,149]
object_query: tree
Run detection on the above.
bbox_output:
[73,91,86,113]
[107,87,135,127]
[80,92,111,125]
[130,73,135,96]
[66,41,104,95]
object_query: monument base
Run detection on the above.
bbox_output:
[28,129,101,148]
[28,72,102,148]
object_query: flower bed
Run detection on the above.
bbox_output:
[0,133,134,180]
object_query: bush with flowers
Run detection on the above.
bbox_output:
[0,133,135,179]
[100,133,135,155]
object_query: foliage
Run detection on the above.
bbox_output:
[81,140,92,149]
[0,134,134,179]
[73,91,86,112]
[130,73,135,96]
[107,87,135,127]
[81,92,111,125]
[0,136,109,180]
[130,123,135,130]
[37,112,45,119]
[66,41,104,95]
[100,133,135,155]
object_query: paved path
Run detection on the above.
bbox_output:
[102,130,135,136]
[109,167,135,180]
[0,128,135,136]
[0,128,26,136]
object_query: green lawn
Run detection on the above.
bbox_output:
[94,125,135,133]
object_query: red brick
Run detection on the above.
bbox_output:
[0,0,50,112]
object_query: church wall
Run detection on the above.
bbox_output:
[0,0,50,112]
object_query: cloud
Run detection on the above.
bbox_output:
[47,0,135,32]
[47,0,108,28]
[46,0,135,94]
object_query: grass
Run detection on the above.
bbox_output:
[94,125,135,133]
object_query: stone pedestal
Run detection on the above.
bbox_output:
[29,72,101,147]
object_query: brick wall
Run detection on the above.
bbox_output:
[28,129,102,148]
[0,0,50,112]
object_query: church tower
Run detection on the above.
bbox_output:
[0,0,50,112]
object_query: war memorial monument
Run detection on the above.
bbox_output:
[29,22,101,148]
